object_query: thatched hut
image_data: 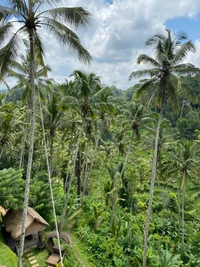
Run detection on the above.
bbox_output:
[2,207,49,251]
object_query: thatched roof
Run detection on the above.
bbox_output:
[0,206,7,216]
[3,207,49,241]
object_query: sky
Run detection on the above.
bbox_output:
[1,0,200,90]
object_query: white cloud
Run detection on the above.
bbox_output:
[2,0,200,91]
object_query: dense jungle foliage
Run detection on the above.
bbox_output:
[0,1,200,267]
[1,72,200,267]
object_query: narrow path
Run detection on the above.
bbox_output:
[27,252,39,267]
[67,226,87,267]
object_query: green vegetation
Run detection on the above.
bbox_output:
[23,249,48,267]
[0,2,200,267]
[0,233,18,267]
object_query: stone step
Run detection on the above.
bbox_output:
[28,256,35,261]
[30,259,37,264]
[27,253,33,257]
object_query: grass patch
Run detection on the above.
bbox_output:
[0,232,18,267]
[23,248,49,267]
[69,233,96,267]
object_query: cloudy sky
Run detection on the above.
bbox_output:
[1,0,200,90]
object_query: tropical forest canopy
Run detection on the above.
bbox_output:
[0,1,200,267]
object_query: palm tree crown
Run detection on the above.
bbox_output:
[0,0,92,75]
[129,29,200,112]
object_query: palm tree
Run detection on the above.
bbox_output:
[7,49,53,103]
[0,2,91,266]
[70,70,105,202]
[41,88,64,175]
[5,50,53,169]
[169,140,199,252]
[129,29,200,267]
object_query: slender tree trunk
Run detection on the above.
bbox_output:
[110,155,121,228]
[80,119,104,201]
[180,99,185,118]
[119,131,134,181]
[59,125,84,232]
[177,180,181,236]
[49,132,54,176]
[181,173,185,253]
[0,145,5,159]
[64,136,74,192]
[75,150,82,198]
[130,199,133,248]
[80,139,90,205]
[109,132,134,229]
[18,28,35,267]
[19,113,29,169]
[142,100,164,267]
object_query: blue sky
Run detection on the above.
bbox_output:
[165,15,200,41]
[1,0,200,90]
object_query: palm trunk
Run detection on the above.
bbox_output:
[80,119,104,203]
[19,113,29,169]
[181,173,185,253]
[129,198,133,248]
[18,28,35,267]
[0,145,5,159]
[80,138,90,205]
[177,179,181,236]
[119,131,134,181]
[59,124,84,232]
[64,136,74,192]
[110,154,121,228]
[49,132,54,176]
[142,98,164,267]
[180,99,185,118]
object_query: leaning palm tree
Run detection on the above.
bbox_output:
[129,29,200,267]
[0,2,91,266]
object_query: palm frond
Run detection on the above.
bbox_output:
[9,59,27,74]
[137,54,160,67]
[36,0,65,8]
[129,68,160,80]
[146,32,166,46]
[178,77,197,104]
[165,74,180,113]
[36,65,51,78]
[61,95,80,110]
[42,17,91,63]
[34,31,45,67]
[5,0,28,15]
[174,41,195,64]
[0,6,20,21]
[0,75,11,91]
[136,77,158,98]
[0,21,13,44]
[173,63,200,75]
[44,7,91,28]
[0,33,22,77]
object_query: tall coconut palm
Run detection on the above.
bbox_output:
[70,70,105,202]
[129,29,200,267]
[5,50,53,169]
[41,88,64,175]
[169,140,199,252]
[0,2,91,266]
